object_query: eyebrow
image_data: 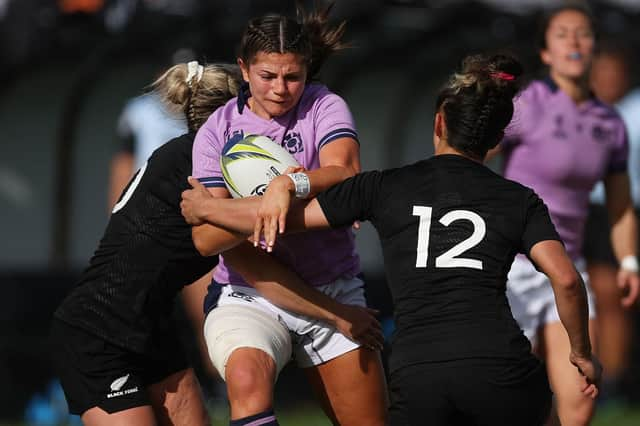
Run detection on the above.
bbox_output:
[258,70,302,78]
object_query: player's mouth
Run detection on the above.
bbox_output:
[270,99,290,107]
[567,52,583,61]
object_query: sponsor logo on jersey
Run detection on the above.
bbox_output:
[592,124,615,144]
[229,291,255,302]
[282,132,304,154]
[107,374,139,399]
[552,114,567,139]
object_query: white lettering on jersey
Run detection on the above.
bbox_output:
[412,206,486,270]
[112,162,148,214]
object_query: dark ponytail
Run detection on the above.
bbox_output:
[435,54,524,159]
[237,1,347,81]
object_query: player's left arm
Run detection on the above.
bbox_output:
[604,171,640,307]
[181,170,374,249]
[256,91,361,239]
[224,243,383,350]
[257,137,359,241]
[181,177,331,239]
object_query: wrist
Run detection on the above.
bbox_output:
[271,175,295,193]
[570,344,592,360]
[286,172,311,199]
[200,198,216,220]
[323,299,343,326]
[620,255,639,273]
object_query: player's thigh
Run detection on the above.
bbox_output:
[50,319,156,418]
[454,358,551,426]
[82,405,157,426]
[588,262,621,307]
[147,368,209,426]
[180,272,218,377]
[304,347,387,426]
[542,320,597,424]
[203,304,292,380]
[387,362,457,426]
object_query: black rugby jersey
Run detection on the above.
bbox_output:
[54,133,218,353]
[317,154,560,372]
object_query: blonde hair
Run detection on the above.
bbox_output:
[150,63,242,132]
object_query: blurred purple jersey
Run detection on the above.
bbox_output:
[502,79,628,259]
[193,84,361,287]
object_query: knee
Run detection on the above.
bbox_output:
[225,350,276,398]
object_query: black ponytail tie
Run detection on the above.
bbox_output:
[237,81,251,113]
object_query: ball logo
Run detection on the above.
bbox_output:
[251,184,267,196]
[220,134,300,198]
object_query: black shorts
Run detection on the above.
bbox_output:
[388,357,551,426]
[50,318,189,415]
[583,204,617,265]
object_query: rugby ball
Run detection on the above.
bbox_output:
[220,134,300,198]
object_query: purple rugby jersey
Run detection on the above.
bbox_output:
[193,84,361,287]
[502,78,628,260]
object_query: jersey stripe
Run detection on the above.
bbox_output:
[198,176,226,188]
[318,128,359,148]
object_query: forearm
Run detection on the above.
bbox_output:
[191,223,247,256]
[605,172,637,261]
[305,165,357,197]
[610,205,638,261]
[197,196,328,233]
[199,196,262,235]
[552,271,592,357]
[108,152,134,211]
[530,240,592,356]
[224,243,342,325]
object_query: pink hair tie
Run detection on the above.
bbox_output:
[490,71,515,81]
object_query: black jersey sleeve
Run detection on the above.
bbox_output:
[521,190,562,255]
[316,170,384,228]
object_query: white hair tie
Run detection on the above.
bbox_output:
[186,60,204,86]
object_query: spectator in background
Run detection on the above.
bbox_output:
[586,40,640,403]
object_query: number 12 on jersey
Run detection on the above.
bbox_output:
[413,206,486,270]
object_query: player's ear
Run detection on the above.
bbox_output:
[539,48,552,67]
[238,58,250,82]
[433,112,445,148]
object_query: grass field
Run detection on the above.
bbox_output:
[207,402,640,426]
[3,398,639,425]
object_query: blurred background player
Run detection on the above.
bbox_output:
[586,39,640,404]
[190,3,388,426]
[492,4,640,425]
[109,72,187,209]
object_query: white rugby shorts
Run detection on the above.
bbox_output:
[506,256,596,347]
[204,276,366,379]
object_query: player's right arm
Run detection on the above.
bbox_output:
[190,185,382,348]
[523,189,602,398]
[529,240,601,399]
[224,242,382,350]
[190,186,255,256]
